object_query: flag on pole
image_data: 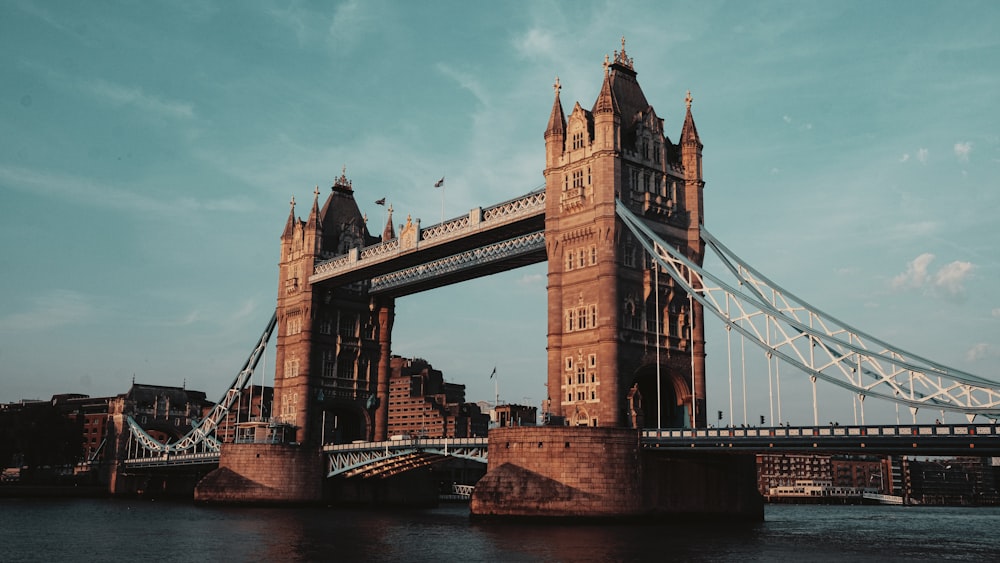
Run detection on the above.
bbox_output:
[434,177,445,188]
[375,197,386,205]
[490,367,496,379]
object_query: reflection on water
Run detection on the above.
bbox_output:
[1,499,998,562]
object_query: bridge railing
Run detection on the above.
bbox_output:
[322,436,488,452]
[122,450,220,468]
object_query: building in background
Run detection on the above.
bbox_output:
[215,385,273,444]
[385,356,489,439]
[494,404,537,427]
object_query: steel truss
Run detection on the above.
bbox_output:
[616,201,1000,419]
[124,312,278,460]
[324,438,487,478]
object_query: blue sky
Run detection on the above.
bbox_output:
[2,1,998,426]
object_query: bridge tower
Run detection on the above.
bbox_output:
[543,40,707,429]
[274,171,394,445]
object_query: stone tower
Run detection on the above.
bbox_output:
[274,170,394,444]
[543,40,707,429]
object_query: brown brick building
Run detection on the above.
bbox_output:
[386,356,489,439]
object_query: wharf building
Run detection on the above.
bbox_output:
[756,453,896,498]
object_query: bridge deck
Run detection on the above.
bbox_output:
[642,423,1000,455]
[309,189,545,292]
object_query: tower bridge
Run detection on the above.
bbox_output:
[113,40,1000,519]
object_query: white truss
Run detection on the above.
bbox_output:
[616,200,1000,418]
[312,188,545,282]
[123,312,278,459]
[324,438,488,478]
[370,232,545,293]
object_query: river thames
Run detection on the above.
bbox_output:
[1,499,998,561]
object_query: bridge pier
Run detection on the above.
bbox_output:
[470,427,762,520]
[195,443,322,504]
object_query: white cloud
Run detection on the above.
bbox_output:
[890,253,934,290]
[933,260,974,296]
[0,164,255,216]
[954,141,973,162]
[435,63,490,107]
[0,290,94,332]
[83,78,194,119]
[518,273,545,286]
[890,254,974,298]
[992,308,1000,318]
[966,343,995,362]
[513,28,559,61]
[781,114,812,131]
[899,153,910,163]
[917,148,929,163]
[327,0,372,49]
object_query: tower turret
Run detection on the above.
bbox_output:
[544,40,707,429]
[545,77,566,165]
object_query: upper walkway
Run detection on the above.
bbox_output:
[309,188,545,296]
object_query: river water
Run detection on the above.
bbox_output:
[1,499,998,561]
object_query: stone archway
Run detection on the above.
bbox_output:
[319,401,369,444]
[631,364,690,429]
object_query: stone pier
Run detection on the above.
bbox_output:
[195,443,322,504]
[470,426,762,520]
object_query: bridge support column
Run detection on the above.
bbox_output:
[194,443,322,504]
[471,427,643,519]
[373,300,394,442]
[470,427,762,520]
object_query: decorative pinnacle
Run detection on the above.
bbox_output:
[603,54,610,75]
[290,195,296,208]
[553,76,561,95]
[685,90,693,110]
[612,35,634,70]
[314,185,320,199]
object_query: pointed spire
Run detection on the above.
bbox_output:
[593,64,619,115]
[680,90,701,146]
[306,185,322,229]
[382,204,396,241]
[281,195,297,238]
[545,76,566,139]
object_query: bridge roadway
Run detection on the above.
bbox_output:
[641,422,1000,456]
[122,423,1000,472]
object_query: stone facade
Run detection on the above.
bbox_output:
[470,426,763,520]
[274,172,395,445]
[544,40,707,429]
[470,426,643,518]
